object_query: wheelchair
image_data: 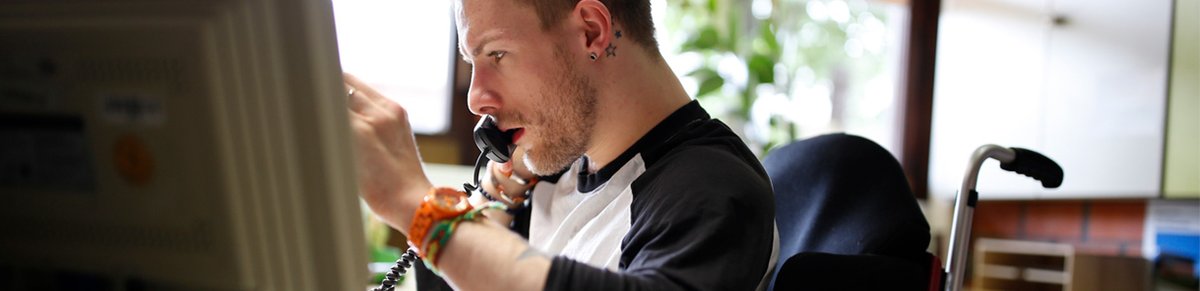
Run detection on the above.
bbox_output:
[763,134,1063,291]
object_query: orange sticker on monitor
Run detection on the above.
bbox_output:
[113,134,154,186]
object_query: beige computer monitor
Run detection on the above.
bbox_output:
[0,1,368,290]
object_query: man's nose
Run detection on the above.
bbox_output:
[466,67,500,116]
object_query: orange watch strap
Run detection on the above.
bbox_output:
[408,187,473,254]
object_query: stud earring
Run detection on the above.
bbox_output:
[588,52,598,61]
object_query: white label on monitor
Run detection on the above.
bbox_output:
[99,93,165,127]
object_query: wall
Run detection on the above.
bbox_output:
[971,200,1146,257]
[1165,0,1200,198]
[415,135,462,164]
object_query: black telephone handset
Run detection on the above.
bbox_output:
[472,115,516,164]
[465,115,515,192]
[373,115,514,291]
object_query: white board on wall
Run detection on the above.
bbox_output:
[930,0,1172,199]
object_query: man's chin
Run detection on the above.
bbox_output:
[523,151,578,176]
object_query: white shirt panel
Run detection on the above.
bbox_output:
[527,156,645,270]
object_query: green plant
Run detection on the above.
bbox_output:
[364,202,405,284]
[663,0,891,154]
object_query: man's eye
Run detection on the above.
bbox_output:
[488,51,507,62]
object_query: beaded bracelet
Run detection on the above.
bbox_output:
[481,173,536,207]
[478,187,533,215]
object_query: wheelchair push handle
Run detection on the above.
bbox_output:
[945,145,1063,291]
[998,147,1063,188]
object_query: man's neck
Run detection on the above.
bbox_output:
[583,49,691,173]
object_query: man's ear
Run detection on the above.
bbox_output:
[573,0,613,59]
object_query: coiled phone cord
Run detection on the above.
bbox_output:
[461,151,489,193]
[372,248,419,291]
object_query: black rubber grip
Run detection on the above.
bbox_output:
[999,148,1063,188]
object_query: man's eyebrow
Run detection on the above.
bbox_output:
[460,32,503,64]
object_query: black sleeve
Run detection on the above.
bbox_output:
[543,147,776,291]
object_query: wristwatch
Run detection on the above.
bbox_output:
[408,187,474,254]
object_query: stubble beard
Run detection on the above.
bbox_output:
[520,45,598,176]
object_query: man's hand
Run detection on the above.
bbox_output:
[483,148,537,203]
[475,148,537,221]
[346,74,550,291]
[344,73,431,232]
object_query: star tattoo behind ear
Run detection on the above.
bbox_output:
[604,30,621,58]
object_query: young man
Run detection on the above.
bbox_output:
[345,0,777,290]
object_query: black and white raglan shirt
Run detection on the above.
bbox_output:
[417,101,778,291]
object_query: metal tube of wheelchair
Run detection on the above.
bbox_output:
[945,145,1015,291]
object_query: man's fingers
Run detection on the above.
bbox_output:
[491,162,531,193]
[497,161,514,177]
[343,73,388,104]
[343,73,378,114]
[347,110,377,141]
[347,88,373,113]
[344,73,409,120]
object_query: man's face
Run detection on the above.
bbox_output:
[456,0,598,175]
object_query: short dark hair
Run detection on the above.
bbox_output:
[520,0,658,52]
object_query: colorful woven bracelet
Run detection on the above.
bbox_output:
[420,202,508,274]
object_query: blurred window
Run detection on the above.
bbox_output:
[332,0,456,134]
